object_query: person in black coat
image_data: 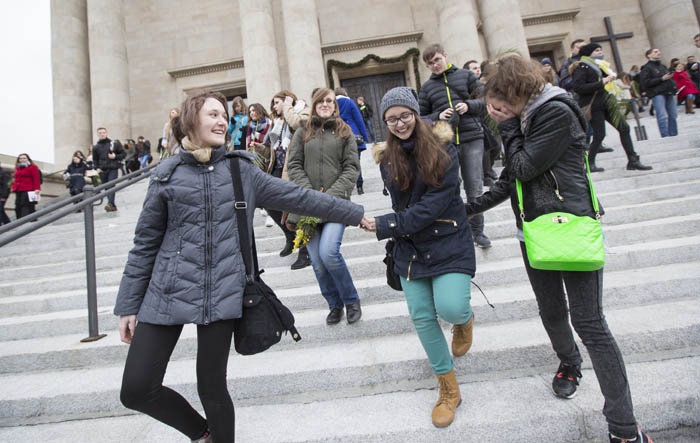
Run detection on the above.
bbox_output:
[467,55,653,443]
[65,151,88,196]
[418,43,491,249]
[92,127,125,211]
[0,162,11,225]
[572,43,651,172]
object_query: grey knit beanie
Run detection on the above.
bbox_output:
[380,87,420,119]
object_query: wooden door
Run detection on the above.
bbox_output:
[341,72,406,142]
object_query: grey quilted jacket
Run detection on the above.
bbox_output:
[114,148,364,325]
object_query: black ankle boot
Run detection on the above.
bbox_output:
[357,185,364,195]
[346,301,362,324]
[589,163,605,172]
[626,156,653,171]
[291,247,311,270]
[326,307,344,325]
[279,242,294,257]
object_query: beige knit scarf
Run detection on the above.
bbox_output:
[181,136,213,163]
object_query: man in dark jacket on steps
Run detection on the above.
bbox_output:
[93,127,125,212]
[418,43,491,248]
[640,48,678,138]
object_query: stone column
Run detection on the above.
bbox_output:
[239,0,281,103]
[640,0,700,60]
[86,0,131,141]
[281,0,326,101]
[51,0,92,165]
[438,0,482,66]
[478,0,529,60]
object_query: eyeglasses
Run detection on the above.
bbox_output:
[426,55,445,67]
[385,112,415,126]
[319,98,335,105]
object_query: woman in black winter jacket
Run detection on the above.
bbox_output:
[572,43,651,172]
[467,56,653,443]
[115,91,367,443]
[361,87,476,429]
[64,150,87,196]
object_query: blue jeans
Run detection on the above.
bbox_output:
[363,118,376,143]
[99,168,119,206]
[456,138,486,235]
[519,242,638,438]
[306,222,359,309]
[401,273,473,374]
[139,155,150,169]
[651,94,678,137]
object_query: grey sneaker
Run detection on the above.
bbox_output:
[474,233,492,248]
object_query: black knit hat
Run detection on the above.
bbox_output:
[579,43,601,57]
[380,87,420,119]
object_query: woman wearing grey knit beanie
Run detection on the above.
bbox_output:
[360,86,476,428]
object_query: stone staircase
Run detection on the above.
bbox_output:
[0,114,699,442]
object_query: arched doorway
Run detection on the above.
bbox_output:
[341,72,406,142]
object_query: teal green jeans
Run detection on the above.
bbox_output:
[401,273,473,374]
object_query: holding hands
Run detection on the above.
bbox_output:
[360,216,376,232]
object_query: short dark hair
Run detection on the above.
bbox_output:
[334,87,348,96]
[571,39,585,49]
[463,60,478,69]
[422,43,446,63]
[645,48,654,58]
[96,127,107,132]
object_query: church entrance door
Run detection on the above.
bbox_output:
[341,72,405,142]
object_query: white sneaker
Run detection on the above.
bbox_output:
[260,209,268,217]
[265,216,275,227]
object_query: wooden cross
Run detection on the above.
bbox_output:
[590,16,634,74]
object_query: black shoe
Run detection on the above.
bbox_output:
[357,185,364,195]
[291,251,311,270]
[346,301,362,324]
[589,164,605,173]
[598,146,614,153]
[474,233,492,248]
[326,307,344,325]
[552,362,582,399]
[626,157,653,171]
[279,242,293,257]
[609,426,654,443]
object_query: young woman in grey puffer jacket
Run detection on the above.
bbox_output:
[114,91,367,443]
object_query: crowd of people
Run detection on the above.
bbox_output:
[7,34,693,443]
[109,36,679,440]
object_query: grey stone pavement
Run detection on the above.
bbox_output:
[0,111,699,442]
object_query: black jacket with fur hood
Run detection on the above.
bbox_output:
[372,121,476,281]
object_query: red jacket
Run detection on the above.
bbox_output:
[11,164,41,192]
[673,70,699,100]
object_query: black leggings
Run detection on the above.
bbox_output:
[120,320,236,442]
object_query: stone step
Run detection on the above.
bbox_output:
[0,354,697,442]
[0,146,697,255]
[1,260,697,373]
[0,299,698,427]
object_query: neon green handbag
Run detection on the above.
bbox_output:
[516,156,605,272]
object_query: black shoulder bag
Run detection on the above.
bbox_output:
[383,189,411,291]
[229,157,301,355]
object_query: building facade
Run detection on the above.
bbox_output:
[50,0,700,167]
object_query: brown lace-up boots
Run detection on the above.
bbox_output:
[451,316,474,357]
[432,369,462,427]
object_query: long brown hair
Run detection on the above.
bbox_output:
[303,88,352,142]
[269,90,297,119]
[383,114,451,191]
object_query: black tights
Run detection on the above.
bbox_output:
[120,320,236,442]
